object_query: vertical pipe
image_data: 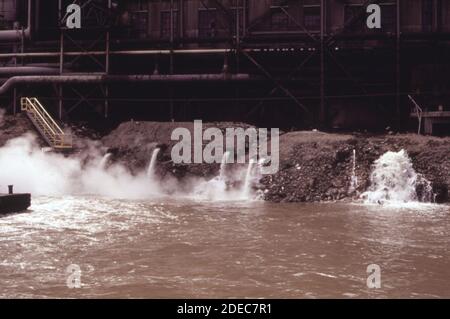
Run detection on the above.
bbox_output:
[170,0,174,121]
[21,26,24,66]
[180,0,184,38]
[320,0,325,126]
[236,0,240,46]
[13,88,17,115]
[58,0,63,121]
[242,0,246,38]
[170,0,174,44]
[105,85,109,118]
[106,31,110,74]
[59,32,64,74]
[396,0,401,126]
[59,85,63,120]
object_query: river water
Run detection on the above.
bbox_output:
[0,197,449,298]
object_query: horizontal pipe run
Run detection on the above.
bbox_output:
[0,73,260,95]
[0,48,242,59]
[0,67,62,75]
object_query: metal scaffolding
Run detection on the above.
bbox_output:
[0,0,448,129]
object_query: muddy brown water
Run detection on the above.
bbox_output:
[0,197,449,298]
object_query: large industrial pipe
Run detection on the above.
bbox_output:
[0,73,260,95]
[0,66,61,75]
[0,0,32,42]
[0,48,246,59]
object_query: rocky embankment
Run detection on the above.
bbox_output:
[102,121,450,203]
[260,131,449,203]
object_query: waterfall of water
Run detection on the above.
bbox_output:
[361,149,434,204]
[348,149,358,194]
[147,148,160,179]
[99,153,112,170]
[219,151,230,180]
[242,159,256,199]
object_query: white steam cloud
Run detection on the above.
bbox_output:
[0,134,161,199]
[0,134,260,201]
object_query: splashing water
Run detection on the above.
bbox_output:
[192,156,262,202]
[99,153,112,170]
[361,150,434,204]
[348,149,358,194]
[147,148,160,179]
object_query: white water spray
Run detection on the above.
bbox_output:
[99,153,112,170]
[219,151,230,180]
[349,149,358,194]
[361,150,434,204]
[242,159,256,199]
[147,148,160,179]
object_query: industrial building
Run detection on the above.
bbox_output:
[0,0,449,134]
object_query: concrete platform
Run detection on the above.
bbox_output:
[0,193,31,215]
[410,111,450,135]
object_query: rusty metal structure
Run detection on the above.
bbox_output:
[0,0,449,133]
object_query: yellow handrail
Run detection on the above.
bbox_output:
[31,98,65,135]
[20,97,72,149]
[24,98,58,136]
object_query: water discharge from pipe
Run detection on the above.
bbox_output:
[147,148,160,180]
[99,153,112,170]
[349,149,358,194]
[361,150,434,205]
[219,151,230,180]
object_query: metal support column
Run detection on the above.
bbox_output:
[396,0,401,126]
[13,88,17,115]
[320,0,326,126]
[170,0,175,121]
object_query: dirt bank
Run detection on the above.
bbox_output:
[0,113,43,148]
[260,131,450,203]
[102,121,450,203]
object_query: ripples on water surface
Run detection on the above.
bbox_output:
[0,196,449,298]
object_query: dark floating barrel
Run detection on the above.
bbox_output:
[0,186,31,215]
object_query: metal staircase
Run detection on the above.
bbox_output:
[20,97,72,149]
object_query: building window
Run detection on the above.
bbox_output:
[422,0,433,32]
[161,10,179,39]
[304,5,321,31]
[198,9,217,38]
[270,7,289,31]
[127,0,148,37]
[344,5,365,32]
[130,11,148,38]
